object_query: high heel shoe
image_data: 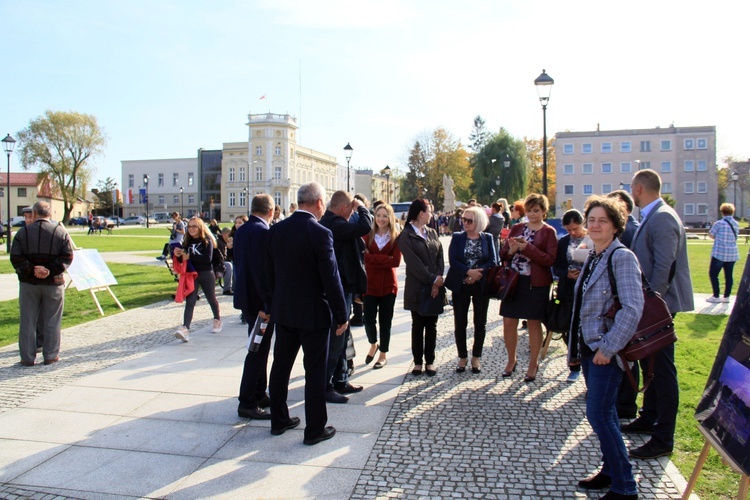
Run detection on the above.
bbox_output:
[471,357,481,374]
[455,357,468,373]
[501,362,517,378]
[524,368,538,383]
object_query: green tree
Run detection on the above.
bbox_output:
[468,115,490,154]
[93,177,118,216]
[402,140,429,201]
[661,194,677,208]
[471,129,528,205]
[524,136,556,210]
[17,110,107,223]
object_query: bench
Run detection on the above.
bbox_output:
[106,223,115,235]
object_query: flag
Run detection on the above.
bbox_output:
[259,95,266,100]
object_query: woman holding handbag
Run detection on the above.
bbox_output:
[499,193,557,382]
[572,196,642,499]
[445,206,498,374]
[398,199,444,377]
[363,203,402,369]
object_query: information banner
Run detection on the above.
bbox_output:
[66,249,118,291]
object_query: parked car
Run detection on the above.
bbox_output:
[107,216,126,225]
[153,212,171,223]
[67,216,88,226]
[122,216,146,225]
[11,216,26,227]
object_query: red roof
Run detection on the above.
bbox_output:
[0,172,44,186]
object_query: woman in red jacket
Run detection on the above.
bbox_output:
[363,203,402,369]
[499,193,558,382]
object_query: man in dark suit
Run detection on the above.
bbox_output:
[621,169,694,459]
[266,182,349,446]
[234,194,275,420]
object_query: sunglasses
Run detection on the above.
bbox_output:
[461,217,475,224]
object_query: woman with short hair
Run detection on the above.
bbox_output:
[707,203,740,303]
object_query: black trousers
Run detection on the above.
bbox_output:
[238,311,274,409]
[269,324,330,440]
[410,311,438,365]
[452,282,490,358]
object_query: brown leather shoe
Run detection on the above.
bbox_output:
[20,360,35,367]
[43,356,60,365]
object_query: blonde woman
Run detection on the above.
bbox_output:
[174,217,222,341]
[363,203,402,369]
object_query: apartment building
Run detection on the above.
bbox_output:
[555,125,717,226]
[121,158,199,218]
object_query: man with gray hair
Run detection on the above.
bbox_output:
[11,201,74,366]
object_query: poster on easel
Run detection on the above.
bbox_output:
[694,250,750,476]
[66,249,124,315]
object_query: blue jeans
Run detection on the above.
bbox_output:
[581,354,637,496]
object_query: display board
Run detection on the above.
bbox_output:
[67,249,118,291]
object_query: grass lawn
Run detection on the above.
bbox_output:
[685,240,749,294]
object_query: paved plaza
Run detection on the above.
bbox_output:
[0,244,709,499]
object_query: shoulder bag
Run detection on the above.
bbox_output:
[484,261,519,300]
[543,283,572,333]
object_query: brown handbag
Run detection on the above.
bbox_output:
[484,262,519,300]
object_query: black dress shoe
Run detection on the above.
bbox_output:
[303,426,336,445]
[629,440,672,459]
[238,406,271,420]
[425,368,437,377]
[577,472,612,490]
[270,416,301,435]
[257,394,271,408]
[334,383,363,394]
[620,418,654,435]
[325,389,349,404]
[365,344,378,365]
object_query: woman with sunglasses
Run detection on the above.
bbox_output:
[173,217,222,342]
[445,206,497,374]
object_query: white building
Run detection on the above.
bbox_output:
[121,158,199,218]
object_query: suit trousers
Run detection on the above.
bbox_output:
[238,315,274,409]
[19,282,64,363]
[638,341,679,448]
[269,324,330,440]
[411,311,438,365]
[327,293,353,388]
[363,293,396,353]
[452,282,490,358]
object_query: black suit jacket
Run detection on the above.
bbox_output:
[266,211,348,330]
[233,215,270,316]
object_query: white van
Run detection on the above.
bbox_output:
[153,212,172,223]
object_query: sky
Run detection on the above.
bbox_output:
[1,0,749,186]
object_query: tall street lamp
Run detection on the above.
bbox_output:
[731,171,739,210]
[243,187,249,215]
[143,174,150,228]
[502,154,511,201]
[179,186,184,216]
[343,142,353,193]
[3,134,16,253]
[383,165,391,204]
[534,69,554,197]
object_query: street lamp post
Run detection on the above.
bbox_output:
[3,134,16,253]
[503,154,511,201]
[143,174,150,228]
[731,171,739,211]
[179,186,184,216]
[383,165,391,204]
[243,187,249,216]
[534,70,554,197]
[343,143,353,193]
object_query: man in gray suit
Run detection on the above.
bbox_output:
[621,169,694,459]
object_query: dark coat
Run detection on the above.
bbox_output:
[319,206,373,294]
[445,231,498,293]
[232,215,270,316]
[397,224,444,311]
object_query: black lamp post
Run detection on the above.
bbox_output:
[383,165,391,204]
[534,69,554,197]
[343,143,353,193]
[731,171,739,210]
[179,186,184,217]
[3,134,16,253]
[502,154,511,200]
[243,187,249,215]
[143,174,150,228]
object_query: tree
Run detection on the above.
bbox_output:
[468,115,490,154]
[661,194,677,208]
[524,136,557,212]
[401,140,429,201]
[93,177,118,216]
[17,110,107,223]
[471,129,527,205]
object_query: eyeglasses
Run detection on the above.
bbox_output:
[187,225,200,229]
[461,217,475,224]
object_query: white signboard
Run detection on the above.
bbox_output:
[66,249,118,291]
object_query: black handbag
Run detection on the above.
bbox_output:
[543,284,572,333]
[418,285,446,316]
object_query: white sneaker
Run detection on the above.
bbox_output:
[721,296,730,303]
[211,319,223,334]
[175,326,189,342]
[706,296,722,303]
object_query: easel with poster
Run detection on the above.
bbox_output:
[683,251,750,500]
[66,249,125,315]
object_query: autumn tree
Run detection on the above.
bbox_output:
[471,129,527,205]
[524,136,556,211]
[17,110,107,223]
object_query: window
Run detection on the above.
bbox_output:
[0,187,4,197]
[697,160,707,171]
[563,144,574,154]
[564,185,574,195]
[697,203,708,215]
[188,195,195,205]
[582,163,593,174]
[602,183,612,193]
[17,188,27,197]
[583,184,593,195]
[684,204,695,216]
[601,163,612,174]
[158,195,165,205]
[684,161,694,172]
[274,191,282,206]
[620,162,631,173]
[620,141,631,153]
[620,184,632,193]
[229,167,235,182]
[188,173,194,186]
[256,146,262,156]
[662,182,672,194]
[173,195,179,204]
[158,173,164,187]
[275,146,282,155]
[173,173,179,187]
[256,166,263,181]
[697,181,708,193]
[563,164,574,175]
[640,161,651,170]
[684,182,694,194]
[640,141,651,152]
[239,191,247,207]
[229,192,236,207]
[239,167,245,182]
[684,139,694,150]
[582,143,593,154]
[274,166,282,179]
[660,161,672,173]
[601,142,612,153]
[660,140,671,151]
[128,174,134,188]
[697,138,707,150]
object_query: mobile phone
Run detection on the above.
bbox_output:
[514,236,525,242]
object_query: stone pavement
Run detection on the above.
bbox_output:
[0,242,706,499]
